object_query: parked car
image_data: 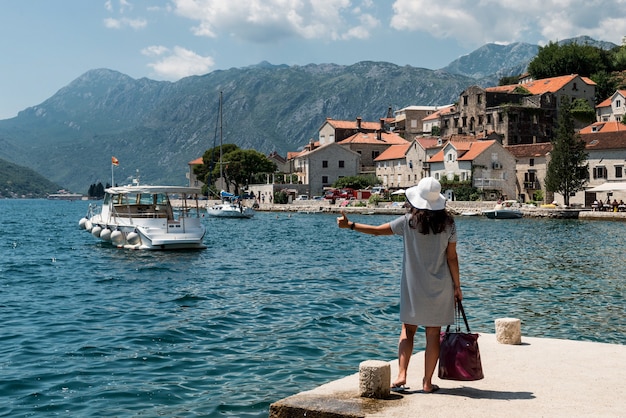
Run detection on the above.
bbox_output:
[295,195,309,200]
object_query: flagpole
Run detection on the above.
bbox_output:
[111,162,114,186]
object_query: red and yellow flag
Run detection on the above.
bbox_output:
[112,156,119,166]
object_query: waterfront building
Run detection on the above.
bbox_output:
[374,137,441,190]
[428,136,517,200]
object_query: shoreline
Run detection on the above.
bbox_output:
[213,199,626,220]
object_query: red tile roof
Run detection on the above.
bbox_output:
[579,121,626,134]
[415,136,441,149]
[428,137,481,162]
[189,157,203,165]
[458,140,497,161]
[581,130,626,150]
[339,131,408,145]
[522,74,595,95]
[422,105,455,121]
[374,143,412,161]
[323,117,381,131]
[488,74,595,96]
[505,143,553,158]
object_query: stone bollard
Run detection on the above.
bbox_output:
[495,317,522,344]
[359,360,390,398]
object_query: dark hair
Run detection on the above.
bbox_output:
[408,207,454,234]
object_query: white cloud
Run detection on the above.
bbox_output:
[143,45,215,80]
[171,0,380,42]
[103,17,147,30]
[390,0,626,47]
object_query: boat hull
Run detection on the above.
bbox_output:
[207,203,255,219]
[483,209,523,219]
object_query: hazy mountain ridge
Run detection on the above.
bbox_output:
[0,37,615,193]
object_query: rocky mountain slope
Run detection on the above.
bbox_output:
[0,37,614,193]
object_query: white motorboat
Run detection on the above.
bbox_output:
[79,185,206,250]
[206,190,255,218]
[482,200,523,219]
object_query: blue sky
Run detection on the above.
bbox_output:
[2,0,626,120]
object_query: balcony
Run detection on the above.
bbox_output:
[523,181,541,189]
[473,178,503,189]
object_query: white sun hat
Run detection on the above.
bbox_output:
[405,177,446,210]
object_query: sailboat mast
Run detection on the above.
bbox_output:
[219,91,223,185]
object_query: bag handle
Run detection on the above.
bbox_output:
[445,300,471,333]
[457,300,471,333]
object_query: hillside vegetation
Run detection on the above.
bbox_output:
[0,158,61,198]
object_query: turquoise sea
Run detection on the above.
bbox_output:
[1,199,624,417]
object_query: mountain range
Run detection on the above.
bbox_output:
[0,36,616,194]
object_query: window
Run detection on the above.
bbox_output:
[486,114,492,124]
[617,100,622,108]
[397,174,402,184]
[529,158,534,167]
[338,160,344,168]
[477,94,482,104]
[463,95,468,105]
[593,166,607,179]
[616,166,623,178]
[322,160,328,168]
[322,176,328,184]
[372,151,380,159]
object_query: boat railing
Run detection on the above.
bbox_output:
[112,204,170,219]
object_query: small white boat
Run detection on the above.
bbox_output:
[79,185,206,250]
[207,190,255,219]
[483,200,523,219]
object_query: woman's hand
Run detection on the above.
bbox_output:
[337,211,350,229]
[454,286,463,301]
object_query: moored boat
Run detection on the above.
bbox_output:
[206,190,255,218]
[482,200,523,219]
[79,185,206,250]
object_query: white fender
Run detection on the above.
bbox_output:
[84,220,93,232]
[91,225,102,238]
[111,230,125,246]
[100,227,112,241]
[127,231,141,246]
[79,217,88,229]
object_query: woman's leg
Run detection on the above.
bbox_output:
[423,326,441,392]
[393,323,417,387]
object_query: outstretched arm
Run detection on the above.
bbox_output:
[336,211,393,236]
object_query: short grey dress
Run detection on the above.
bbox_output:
[390,213,457,327]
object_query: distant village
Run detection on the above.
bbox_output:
[188,73,626,207]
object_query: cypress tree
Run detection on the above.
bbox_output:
[544,96,589,205]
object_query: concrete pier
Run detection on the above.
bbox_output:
[269,333,625,417]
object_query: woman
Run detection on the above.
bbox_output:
[336,177,462,393]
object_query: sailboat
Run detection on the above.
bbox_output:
[206,92,256,219]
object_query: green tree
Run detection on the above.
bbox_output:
[544,97,589,206]
[194,145,277,195]
[499,75,520,86]
[570,98,597,124]
[332,174,380,190]
[221,149,277,194]
[527,41,612,80]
